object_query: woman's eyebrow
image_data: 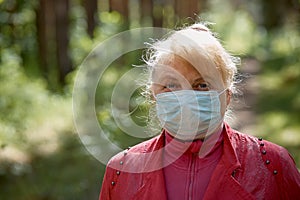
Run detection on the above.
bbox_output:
[164,75,179,81]
[156,74,179,82]
[193,77,206,83]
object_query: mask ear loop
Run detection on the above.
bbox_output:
[218,88,231,110]
[218,88,228,96]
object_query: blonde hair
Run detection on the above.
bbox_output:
[144,23,239,91]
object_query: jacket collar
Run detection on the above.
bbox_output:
[132,132,168,200]
[221,123,241,170]
[133,123,255,200]
[202,123,255,200]
[139,123,241,171]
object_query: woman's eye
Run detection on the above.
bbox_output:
[194,83,209,90]
[166,83,176,88]
[199,83,208,88]
[164,83,180,90]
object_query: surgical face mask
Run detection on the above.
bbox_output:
[155,89,226,140]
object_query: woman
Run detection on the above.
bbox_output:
[99,23,300,200]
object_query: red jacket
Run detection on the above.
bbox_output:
[99,124,300,200]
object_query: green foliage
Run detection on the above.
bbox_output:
[0,46,71,134]
[0,47,100,199]
[94,50,150,149]
[69,7,128,68]
[0,6,144,199]
[0,49,47,148]
[255,27,300,163]
[0,0,39,76]
[0,132,104,200]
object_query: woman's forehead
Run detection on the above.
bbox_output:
[152,57,223,85]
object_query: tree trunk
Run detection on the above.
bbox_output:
[36,0,72,88]
[153,0,163,27]
[109,0,129,20]
[260,0,298,30]
[140,0,153,26]
[36,0,57,84]
[55,0,72,85]
[83,0,98,38]
[175,0,200,19]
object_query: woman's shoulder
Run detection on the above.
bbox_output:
[229,126,298,174]
[231,127,300,197]
[106,134,164,173]
[118,134,163,155]
[232,128,290,155]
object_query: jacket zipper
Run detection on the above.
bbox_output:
[188,153,197,200]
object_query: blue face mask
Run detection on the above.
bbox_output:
[155,89,226,140]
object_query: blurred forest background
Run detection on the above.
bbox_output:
[0,0,299,199]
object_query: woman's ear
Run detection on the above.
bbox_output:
[150,85,156,101]
[226,89,232,106]
[150,92,155,101]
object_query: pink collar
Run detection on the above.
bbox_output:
[164,125,224,157]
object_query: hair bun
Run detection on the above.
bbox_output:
[189,24,209,32]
